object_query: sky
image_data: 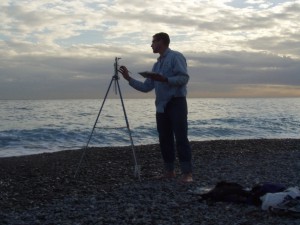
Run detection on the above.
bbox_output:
[0,0,300,100]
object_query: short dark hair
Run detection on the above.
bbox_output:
[153,32,170,46]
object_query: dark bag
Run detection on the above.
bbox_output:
[201,181,251,204]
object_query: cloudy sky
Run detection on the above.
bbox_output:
[1,0,300,100]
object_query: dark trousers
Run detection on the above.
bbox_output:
[156,97,192,174]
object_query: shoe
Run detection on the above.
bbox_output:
[178,173,193,183]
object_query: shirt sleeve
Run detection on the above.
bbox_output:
[167,52,189,86]
[128,77,155,93]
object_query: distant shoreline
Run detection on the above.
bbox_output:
[1,137,300,159]
[1,138,300,158]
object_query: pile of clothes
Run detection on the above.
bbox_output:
[198,181,300,216]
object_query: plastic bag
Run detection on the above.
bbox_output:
[260,187,300,210]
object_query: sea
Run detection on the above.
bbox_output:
[1,98,300,157]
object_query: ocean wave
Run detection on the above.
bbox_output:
[1,98,300,157]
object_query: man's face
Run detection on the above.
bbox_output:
[151,38,161,53]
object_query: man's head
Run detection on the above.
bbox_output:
[151,32,170,54]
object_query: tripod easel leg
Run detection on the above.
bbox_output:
[116,79,141,181]
[74,76,115,178]
[74,57,140,181]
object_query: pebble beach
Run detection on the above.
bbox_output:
[1,139,300,225]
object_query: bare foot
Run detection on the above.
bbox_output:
[155,171,176,180]
[178,173,193,183]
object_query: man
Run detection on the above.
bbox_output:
[118,32,193,183]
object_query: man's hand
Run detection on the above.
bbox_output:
[119,66,168,83]
[118,66,131,81]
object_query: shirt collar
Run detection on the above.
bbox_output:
[158,48,171,61]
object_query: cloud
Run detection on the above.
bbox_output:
[0,0,300,99]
